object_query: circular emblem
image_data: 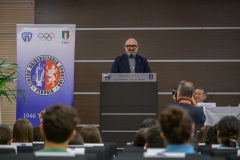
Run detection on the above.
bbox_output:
[26,55,65,95]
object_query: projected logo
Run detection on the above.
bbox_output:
[22,32,33,42]
[26,55,65,95]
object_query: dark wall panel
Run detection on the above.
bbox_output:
[75,30,240,60]
[74,94,99,124]
[74,94,240,124]
[35,0,240,27]
[75,62,240,92]
[36,0,240,126]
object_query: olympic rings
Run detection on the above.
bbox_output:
[38,33,55,41]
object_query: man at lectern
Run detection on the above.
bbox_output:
[110,38,151,73]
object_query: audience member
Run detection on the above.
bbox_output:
[110,38,151,73]
[33,126,44,142]
[217,116,240,148]
[0,124,13,144]
[205,124,219,145]
[160,106,195,153]
[194,87,207,103]
[197,125,211,143]
[37,103,80,152]
[69,132,84,145]
[13,118,33,143]
[165,81,206,142]
[133,127,149,147]
[80,125,102,143]
[145,127,165,148]
[139,118,160,129]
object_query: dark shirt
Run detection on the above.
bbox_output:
[110,54,151,73]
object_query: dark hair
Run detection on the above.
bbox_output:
[217,116,240,147]
[160,105,193,144]
[205,124,218,145]
[80,125,102,143]
[133,127,149,147]
[139,118,160,129]
[178,81,194,98]
[13,118,33,142]
[33,126,44,142]
[69,132,84,145]
[195,87,207,96]
[197,125,211,143]
[43,103,80,143]
[146,127,165,148]
[0,124,12,144]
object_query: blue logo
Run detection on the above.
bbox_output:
[22,32,33,42]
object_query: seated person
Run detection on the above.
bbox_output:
[133,128,149,147]
[37,103,80,152]
[80,125,102,143]
[197,125,211,144]
[159,105,196,154]
[205,124,219,145]
[217,116,240,148]
[194,87,207,103]
[145,127,165,149]
[0,124,13,144]
[13,118,33,143]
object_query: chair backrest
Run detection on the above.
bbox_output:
[0,145,17,154]
[213,148,238,159]
[123,146,145,152]
[33,142,44,151]
[17,145,33,153]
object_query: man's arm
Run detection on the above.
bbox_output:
[110,57,119,73]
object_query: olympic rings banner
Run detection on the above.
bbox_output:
[16,24,75,126]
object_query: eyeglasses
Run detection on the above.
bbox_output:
[125,45,137,48]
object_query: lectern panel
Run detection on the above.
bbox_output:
[100,82,158,113]
[100,81,158,148]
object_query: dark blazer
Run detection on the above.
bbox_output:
[110,54,151,73]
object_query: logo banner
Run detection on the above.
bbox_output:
[17,24,75,126]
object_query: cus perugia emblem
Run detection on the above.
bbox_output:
[25,55,65,95]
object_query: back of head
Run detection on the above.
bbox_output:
[205,124,218,145]
[146,127,165,148]
[178,81,194,99]
[197,126,211,143]
[217,116,240,147]
[33,126,44,142]
[139,118,160,129]
[0,124,13,144]
[160,105,193,144]
[13,118,33,142]
[69,132,84,145]
[43,103,80,143]
[133,127,149,147]
[80,125,102,143]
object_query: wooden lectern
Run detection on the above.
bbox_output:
[100,73,158,148]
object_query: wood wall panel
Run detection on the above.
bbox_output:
[74,62,240,92]
[74,94,240,125]
[35,0,240,27]
[0,0,34,126]
[74,94,99,124]
[75,30,240,60]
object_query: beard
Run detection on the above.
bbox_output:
[127,51,136,58]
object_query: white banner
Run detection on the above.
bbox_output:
[17,24,75,126]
